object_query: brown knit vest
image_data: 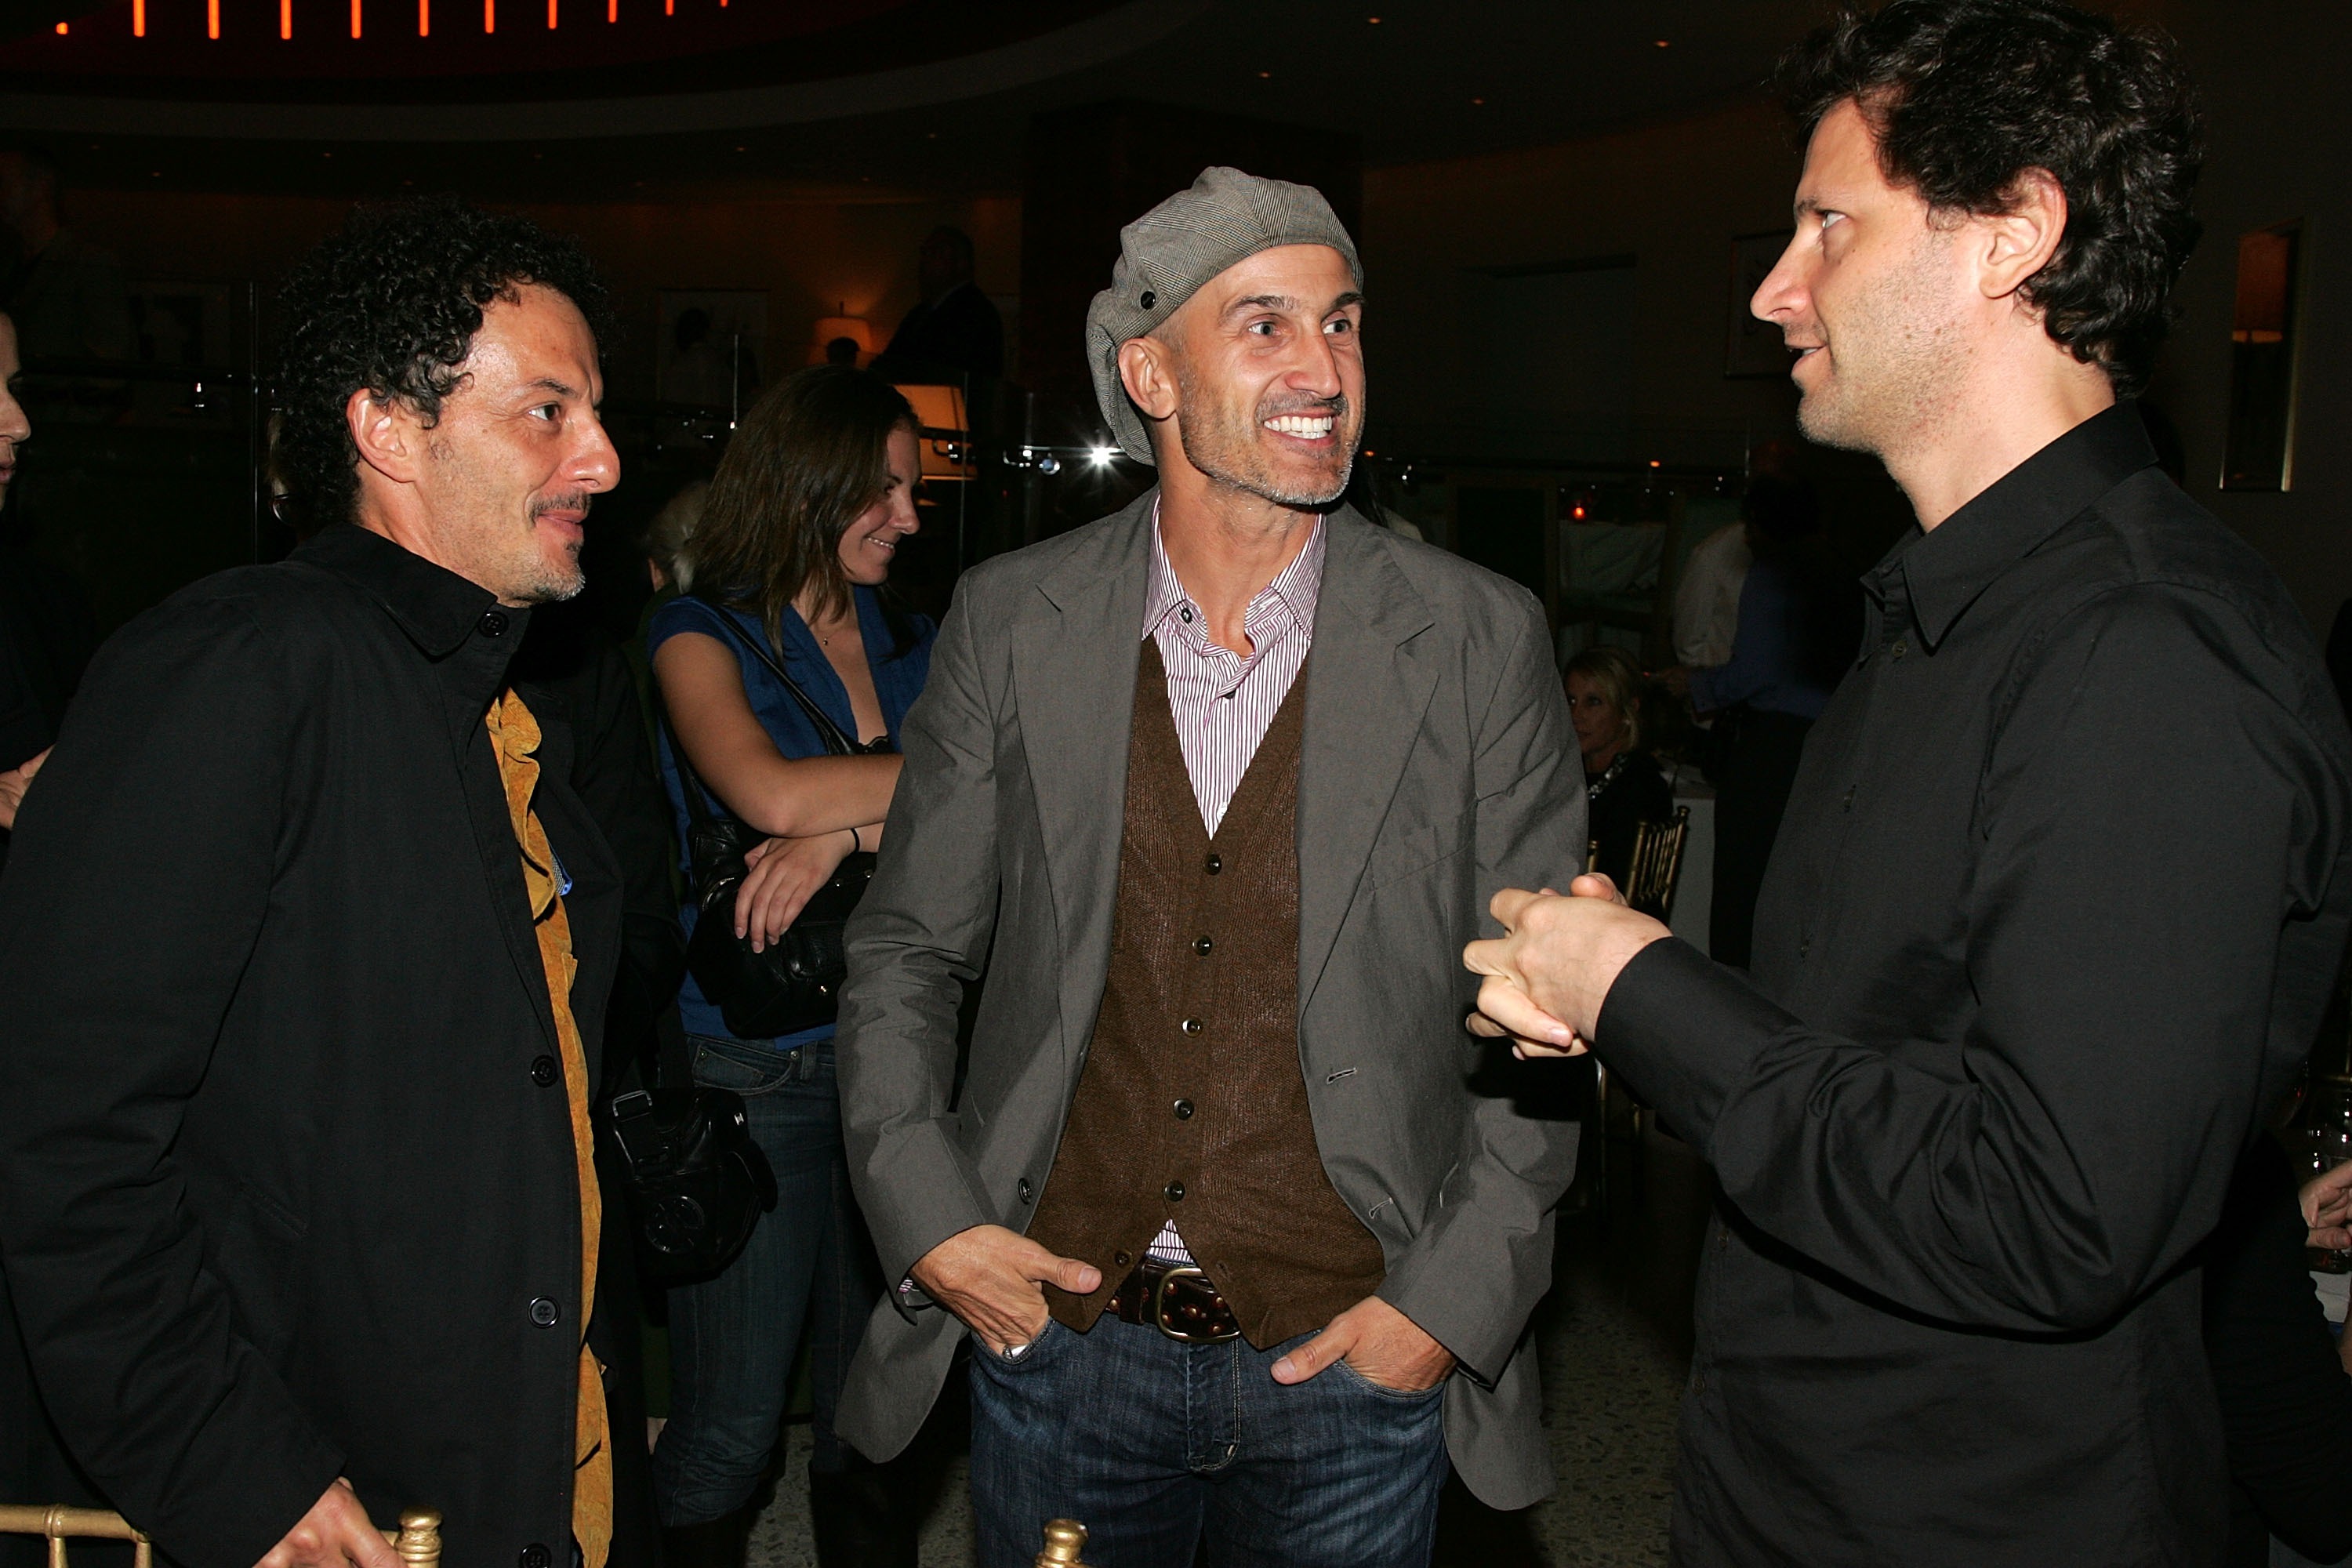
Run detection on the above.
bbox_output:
[1028,643,1386,1348]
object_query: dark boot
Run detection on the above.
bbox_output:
[659,1506,753,1568]
[809,1464,916,1568]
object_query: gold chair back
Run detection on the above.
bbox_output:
[1622,806,1691,921]
[0,1506,441,1568]
[1035,1517,1092,1567]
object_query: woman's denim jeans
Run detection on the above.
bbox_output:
[651,1033,884,1527]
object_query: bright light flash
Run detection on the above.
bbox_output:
[1089,446,1115,466]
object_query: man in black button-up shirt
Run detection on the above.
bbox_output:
[1470,5,2352,1564]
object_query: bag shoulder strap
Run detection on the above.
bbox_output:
[697,603,862,758]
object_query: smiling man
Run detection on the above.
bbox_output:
[833,168,1583,1567]
[1467,4,2352,1564]
[0,199,642,1568]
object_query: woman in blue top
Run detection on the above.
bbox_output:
[648,366,934,1566]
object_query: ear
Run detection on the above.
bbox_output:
[1117,335,1180,425]
[347,387,422,488]
[1976,167,2069,303]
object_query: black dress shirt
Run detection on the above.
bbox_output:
[0,525,632,1568]
[1596,405,2352,1566]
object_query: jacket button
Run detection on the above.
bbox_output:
[1163,1180,1185,1203]
[1798,936,1812,958]
[1173,1099,1195,1120]
[1180,1018,1203,1036]
[1203,853,1222,875]
[479,610,510,638]
[529,1297,560,1327]
[1192,935,1212,956]
[1114,1250,1131,1267]
[530,1054,558,1087]
[520,1546,551,1568]
[1017,1178,1033,1203]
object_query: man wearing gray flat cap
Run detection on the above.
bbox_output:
[833,165,1584,1566]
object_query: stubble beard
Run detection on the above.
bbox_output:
[1174,361,1361,510]
[1794,233,1969,463]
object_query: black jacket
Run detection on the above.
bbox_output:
[0,525,625,1568]
[1597,405,2352,1566]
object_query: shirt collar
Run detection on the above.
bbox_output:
[1871,401,2158,650]
[1141,497,1327,647]
[296,521,524,660]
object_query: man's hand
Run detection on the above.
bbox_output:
[735,830,858,951]
[909,1224,1101,1356]
[253,1479,401,1568]
[0,746,49,831]
[1464,874,1670,1058]
[1270,1296,1455,1393]
[2305,1159,2352,1252]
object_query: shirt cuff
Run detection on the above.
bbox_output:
[1593,936,1798,1160]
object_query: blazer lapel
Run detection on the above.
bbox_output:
[1297,512,1439,1014]
[1009,492,1155,1058]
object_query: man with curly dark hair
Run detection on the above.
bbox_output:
[1468,2,2352,1563]
[0,198,646,1568]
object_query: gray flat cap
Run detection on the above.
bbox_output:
[1085,165,1363,464]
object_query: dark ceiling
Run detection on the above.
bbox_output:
[0,0,1832,198]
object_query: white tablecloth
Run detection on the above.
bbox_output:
[1666,768,1715,957]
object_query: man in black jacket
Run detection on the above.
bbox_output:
[0,199,637,1568]
[1468,3,2352,1564]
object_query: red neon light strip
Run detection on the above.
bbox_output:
[417,0,427,35]
[132,0,143,34]
[606,0,614,21]
[482,0,492,29]
[280,0,290,37]
[546,0,554,25]
[207,0,220,36]
[350,0,360,34]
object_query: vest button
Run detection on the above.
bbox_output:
[530,1054,557,1087]
[1203,853,1222,875]
[1114,1250,1132,1267]
[1163,1180,1186,1203]
[1180,1018,1203,1036]
[528,1297,559,1328]
[1192,935,1212,956]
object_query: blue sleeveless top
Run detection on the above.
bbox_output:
[648,588,936,1047]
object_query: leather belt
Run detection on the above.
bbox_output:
[1107,1256,1242,1344]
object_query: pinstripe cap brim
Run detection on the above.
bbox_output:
[1085,165,1362,465]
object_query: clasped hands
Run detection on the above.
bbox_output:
[1462,873,1675,1058]
[909,1225,1454,1393]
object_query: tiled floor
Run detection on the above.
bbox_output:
[744,1131,1712,1568]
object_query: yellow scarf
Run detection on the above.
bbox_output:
[485,689,612,1568]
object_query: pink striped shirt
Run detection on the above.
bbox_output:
[1140,507,1325,1266]
[1142,512,1327,835]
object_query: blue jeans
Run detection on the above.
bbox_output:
[652,1034,884,1526]
[968,1313,1450,1568]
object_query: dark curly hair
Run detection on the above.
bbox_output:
[1778,0,2203,396]
[273,195,613,529]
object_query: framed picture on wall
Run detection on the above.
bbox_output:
[1725,230,1795,379]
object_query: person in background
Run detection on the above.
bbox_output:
[869,226,1003,382]
[1659,473,1854,967]
[2204,1143,2352,1568]
[1671,514,1750,673]
[0,196,645,1568]
[1468,2,2352,1562]
[648,365,931,1568]
[0,148,130,423]
[0,308,85,850]
[1564,645,1672,891]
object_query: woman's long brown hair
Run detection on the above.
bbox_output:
[685,365,920,655]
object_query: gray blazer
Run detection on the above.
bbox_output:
[834,495,1585,1508]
